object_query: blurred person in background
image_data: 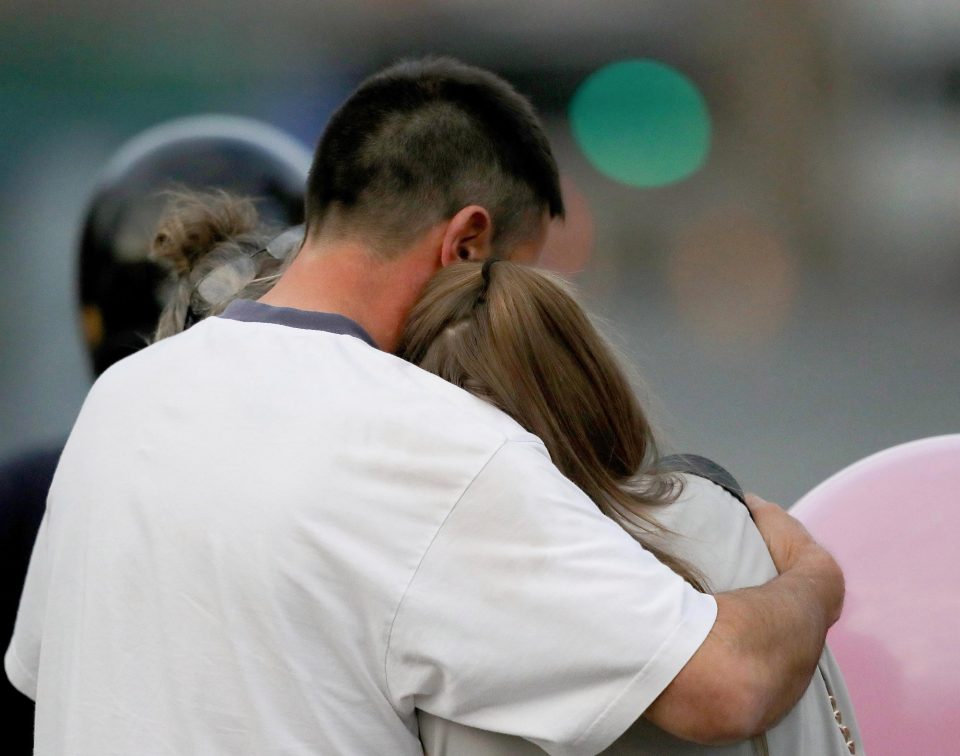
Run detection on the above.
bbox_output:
[150,190,861,755]
[0,114,310,756]
[7,58,843,755]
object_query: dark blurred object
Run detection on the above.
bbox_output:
[2,115,310,756]
[79,115,311,376]
[0,445,61,756]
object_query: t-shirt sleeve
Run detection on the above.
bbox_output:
[385,439,717,756]
[5,512,51,701]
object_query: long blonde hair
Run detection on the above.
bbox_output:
[399,260,705,590]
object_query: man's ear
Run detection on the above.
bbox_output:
[439,205,493,267]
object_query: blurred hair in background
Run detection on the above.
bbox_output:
[2,0,959,506]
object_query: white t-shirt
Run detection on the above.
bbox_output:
[6,300,717,756]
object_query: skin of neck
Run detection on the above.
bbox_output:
[259,228,446,353]
[258,205,554,353]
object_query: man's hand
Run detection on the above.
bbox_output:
[745,493,845,625]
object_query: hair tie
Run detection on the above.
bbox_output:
[477,256,502,305]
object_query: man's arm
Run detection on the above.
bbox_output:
[644,494,844,745]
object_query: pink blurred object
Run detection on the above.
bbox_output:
[791,435,960,756]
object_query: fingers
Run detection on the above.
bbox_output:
[745,494,845,624]
[744,492,780,515]
[744,492,814,573]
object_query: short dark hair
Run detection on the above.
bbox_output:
[305,57,564,255]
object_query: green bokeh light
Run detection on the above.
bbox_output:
[570,60,711,188]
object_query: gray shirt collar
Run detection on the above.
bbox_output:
[218,300,377,349]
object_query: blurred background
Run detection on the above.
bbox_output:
[2,0,958,503]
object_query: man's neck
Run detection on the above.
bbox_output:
[258,233,441,353]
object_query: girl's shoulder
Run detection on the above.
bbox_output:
[654,472,779,593]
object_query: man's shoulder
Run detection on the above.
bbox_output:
[390,356,535,442]
[88,321,200,391]
[92,314,540,455]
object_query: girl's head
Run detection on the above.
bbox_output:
[400,260,655,488]
[399,260,701,587]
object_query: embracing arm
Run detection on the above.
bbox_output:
[644,494,844,745]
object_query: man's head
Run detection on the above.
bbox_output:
[304,57,564,262]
